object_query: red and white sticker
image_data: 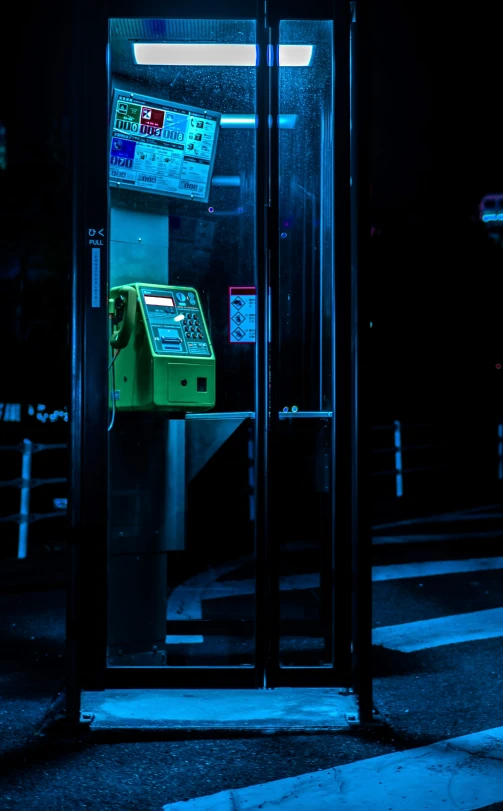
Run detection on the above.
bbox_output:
[229,287,256,343]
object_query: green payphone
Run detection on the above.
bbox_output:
[109,282,215,412]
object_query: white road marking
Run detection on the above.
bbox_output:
[373,529,503,544]
[166,560,251,645]
[165,635,204,645]
[373,607,503,652]
[373,502,503,531]
[167,543,315,622]
[166,558,503,643]
[189,573,320,602]
[165,573,319,644]
[373,556,503,581]
[171,557,503,615]
[163,725,503,810]
[167,558,254,620]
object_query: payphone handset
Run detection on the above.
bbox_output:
[108,283,215,412]
[110,286,137,350]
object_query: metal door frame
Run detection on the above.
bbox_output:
[68,0,371,718]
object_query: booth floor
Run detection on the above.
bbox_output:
[80,688,359,737]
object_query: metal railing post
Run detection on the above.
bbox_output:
[498,424,503,481]
[0,441,67,553]
[394,420,403,498]
[18,438,33,559]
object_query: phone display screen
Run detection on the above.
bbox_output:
[145,295,175,308]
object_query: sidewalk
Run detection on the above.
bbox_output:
[0,571,65,764]
[0,563,394,811]
[2,550,503,810]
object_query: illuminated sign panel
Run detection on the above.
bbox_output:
[109,90,221,203]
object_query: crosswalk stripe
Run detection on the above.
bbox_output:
[373,530,503,544]
[169,558,503,619]
[373,503,503,531]
[166,560,503,645]
[162,726,503,810]
[167,559,254,620]
[165,635,204,645]
[373,607,503,652]
[373,556,503,581]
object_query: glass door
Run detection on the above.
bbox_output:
[106,17,261,683]
[276,20,334,669]
[266,17,345,685]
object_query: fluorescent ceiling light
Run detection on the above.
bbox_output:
[278,114,298,129]
[220,115,298,129]
[134,43,258,66]
[133,43,314,67]
[220,115,257,128]
[278,45,313,67]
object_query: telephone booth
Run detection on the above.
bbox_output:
[68,0,372,731]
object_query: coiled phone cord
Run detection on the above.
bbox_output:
[108,312,121,433]
[108,351,119,433]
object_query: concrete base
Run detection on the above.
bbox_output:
[81,688,359,738]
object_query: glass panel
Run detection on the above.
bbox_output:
[107,19,257,668]
[277,20,334,667]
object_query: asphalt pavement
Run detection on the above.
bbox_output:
[0,506,503,810]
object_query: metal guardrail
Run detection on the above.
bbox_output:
[498,424,503,480]
[1,421,501,553]
[371,421,450,498]
[0,439,67,558]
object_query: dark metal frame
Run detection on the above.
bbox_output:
[69,0,372,716]
[350,0,373,723]
[254,0,270,690]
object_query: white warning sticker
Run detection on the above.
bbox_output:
[229,286,256,343]
[91,248,101,308]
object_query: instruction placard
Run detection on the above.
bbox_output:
[229,287,256,343]
[109,90,221,203]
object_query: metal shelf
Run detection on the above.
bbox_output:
[279,411,333,420]
[186,411,333,422]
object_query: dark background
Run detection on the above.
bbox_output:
[0,1,502,527]
[0,3,71,405]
